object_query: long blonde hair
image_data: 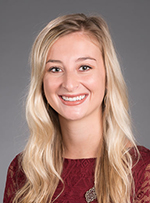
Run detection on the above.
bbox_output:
[13,13,137,203]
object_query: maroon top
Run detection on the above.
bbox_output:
[3,146,150,203]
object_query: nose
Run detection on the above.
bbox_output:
[62,72,79,92]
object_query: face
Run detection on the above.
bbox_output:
[43,32,106,121]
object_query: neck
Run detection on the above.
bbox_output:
[59,110,103,159]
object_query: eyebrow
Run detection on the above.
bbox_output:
[46,57,96,64]
[76,57,96,62]
[46,59,62,64]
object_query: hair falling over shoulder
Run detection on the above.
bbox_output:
[13,13,138,203]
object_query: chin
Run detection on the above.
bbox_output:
[59,112,85,121]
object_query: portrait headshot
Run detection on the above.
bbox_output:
[1,1,150,202]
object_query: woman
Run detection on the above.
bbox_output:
[3,13,150,203]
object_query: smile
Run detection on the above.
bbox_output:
[61,95,86,101]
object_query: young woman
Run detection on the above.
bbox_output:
[4,13,150,203]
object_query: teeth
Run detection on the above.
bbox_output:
[62,95,86,101]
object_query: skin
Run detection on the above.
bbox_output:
[43,32,106,159]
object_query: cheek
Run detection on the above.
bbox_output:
[43,78,54,100]
[85,73,105,94]
[43,76,62,106]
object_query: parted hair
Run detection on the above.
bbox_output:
[13,13,138,203]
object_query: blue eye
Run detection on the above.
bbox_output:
[79,66,91,71]
[49,67,62,72]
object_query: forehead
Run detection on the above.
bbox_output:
[47,31,101,59]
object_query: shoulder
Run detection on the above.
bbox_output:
[131,145,150,175]
[7,153,24,180]
[3,153,26,203]
[131,146,150,202]
[8,153,22,171]
[137,145,150,159]
[131,146,150,168]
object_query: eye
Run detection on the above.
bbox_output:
[79,65,92,71]
[48,67,62,73]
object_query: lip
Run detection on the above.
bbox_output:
[59,94,88,106]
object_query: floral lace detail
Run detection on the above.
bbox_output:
[52,158,97,203]
[130,146,150,203]
[131,146,150,203]
[3,146,150,203]
[3,154,25,203]
[134,163,150,202]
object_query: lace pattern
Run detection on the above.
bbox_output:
[3,154,25,203]
[3,146,150,203]
[134,164,150,202]
[52,158,96,202]
[131,147,150,203]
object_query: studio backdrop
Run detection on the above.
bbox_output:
[0,0,150,201]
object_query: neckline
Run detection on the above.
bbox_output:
[62,145,141,161]
[63,157,96,161]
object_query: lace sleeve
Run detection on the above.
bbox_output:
[134,163,150,203]
[3,154,25,203]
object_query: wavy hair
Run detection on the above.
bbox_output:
[13,13,138,203]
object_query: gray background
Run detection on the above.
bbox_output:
[1,0,150,200]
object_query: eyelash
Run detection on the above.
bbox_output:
[48,65,92,73]
[48,67,62,72]
[79,65,92,71]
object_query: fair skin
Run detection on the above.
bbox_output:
[43,32,106,159]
